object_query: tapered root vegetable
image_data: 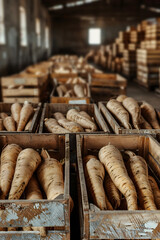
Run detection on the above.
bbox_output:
[104,174,121,209]
[25,176,46,237]
[140,116,152,129]
[73,84,85,97]
[107,99,131,129]
[44,118,71,133]
[11,103,22,125]
[141,102,160,129]
[79,111,93,122]
[17,103,34,131]
[38,149,64,200]
[99,145,138,210]
[39,149,74,212]
[116,95,127,103]
[24,118,33,131]
[83,155,97,165]
[0,119,4,130]
[148,176,160,209]
[3,116,16,131]
[9,148,41,200]
[1,144,22,199]
[123,97,141,130]
[84,156,112,210]
[125,151,157,210]
[67,109,97,131]
[0,112,8,120]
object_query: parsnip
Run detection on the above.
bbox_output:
[123,97,141,129]
[44,118,71,133]
[54,112,84,132]
[125,151,157,210]
[9,148,41,200]
[67,109,97,131]
[99,145,138,210]
[141,102,160,129]
[107,99,131,129]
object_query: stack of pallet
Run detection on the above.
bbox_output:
[122,50,136,78]
[136,49,160,88]
[136,20,160,88]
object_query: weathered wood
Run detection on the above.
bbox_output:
[2,97,40,103]
[39,103,110,133]
[0,231,68,240]
[77,134,160,239]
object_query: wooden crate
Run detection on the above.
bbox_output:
[50,83,91,104]
[0,134,70,240]
[0,103,41,133]
[1,73,49,103]
[99,101,160,134]
[77,134,160,240]
[89,73,127,88]
[39,103,110,134]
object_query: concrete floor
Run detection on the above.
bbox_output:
[127,82,160,109]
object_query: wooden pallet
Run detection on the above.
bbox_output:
[0,134,71,240]
[77,134,160,240]
[99,101,160,134]
[39,103,110,134]
[0,103,41,133]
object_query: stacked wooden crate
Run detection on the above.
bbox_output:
[122,50,136,78]
[136,22,160,88]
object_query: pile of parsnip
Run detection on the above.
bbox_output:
[84,145,160,211]
[44,109,97,133]
[56,83,87,98]
[0,102,35,132]
[0,145,71,236]
[107,95,160,130]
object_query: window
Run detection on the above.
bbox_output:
[19,6,27,46]
[89,28,101,45]
[45,26,49,49]
[35,18,41,47]
[0,0,5,44]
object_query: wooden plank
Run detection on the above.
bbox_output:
[0,231,68,240]
[2,97,40,103]
[89,211,160,239]
[2,88,40,97]
[0,200,65,227]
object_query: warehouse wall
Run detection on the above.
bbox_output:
[0,0,52,76]
[52,17,140,56]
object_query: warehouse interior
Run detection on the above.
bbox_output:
[0,0,160,239]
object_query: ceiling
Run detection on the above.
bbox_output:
[42,0,160,18]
